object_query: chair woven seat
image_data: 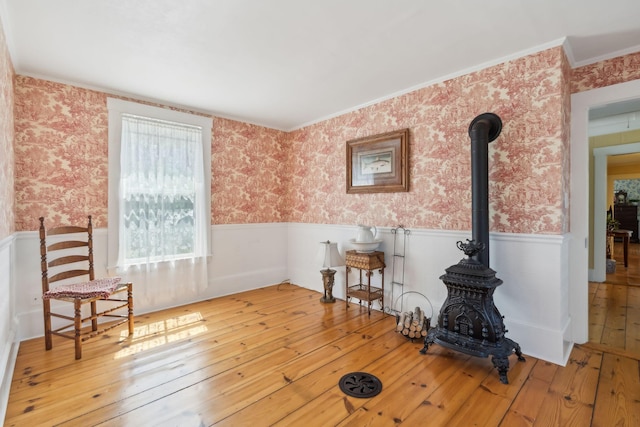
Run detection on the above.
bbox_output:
[43,277,124,300]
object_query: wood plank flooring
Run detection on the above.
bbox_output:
[5,277,640,426]
[590,242,640,354]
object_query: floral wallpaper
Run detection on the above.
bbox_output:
[11,45,640,235]
[571,51,640,93]
[14,78,109,230]
[285,47,568,234]
[0,18,14,240]
[212,118,287,224]
[615,179,640,202]
[14,77,288,230]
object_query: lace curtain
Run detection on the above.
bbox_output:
[118,114,208,267]
[118,115,208,266]
[107,98,212,304]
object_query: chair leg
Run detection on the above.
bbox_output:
[90,300,98,331]
[43,298,52,350]
[127,283,134,335]
[74,299,82,360]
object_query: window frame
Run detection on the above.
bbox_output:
[107,98,212,270]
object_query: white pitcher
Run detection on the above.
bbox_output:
[356,224,377,242]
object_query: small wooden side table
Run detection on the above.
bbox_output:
[345,250,385,315]
[607,229,633,267]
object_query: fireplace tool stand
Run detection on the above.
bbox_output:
[420,113,524,384]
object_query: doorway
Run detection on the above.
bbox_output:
[591,150,640,354]
[593,143,640,282]
[570,78,640,348]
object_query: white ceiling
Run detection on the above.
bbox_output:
[3,0,640,130]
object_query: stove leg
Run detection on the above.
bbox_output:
[419,342,430,354]
[420,329,437,354]
[513,341,526,362]
[491,355,510,384]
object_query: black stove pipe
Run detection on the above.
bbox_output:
[468,113,502,268]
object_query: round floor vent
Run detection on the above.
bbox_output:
[338,372,382,398]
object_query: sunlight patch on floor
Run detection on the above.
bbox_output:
[114,312,207,358]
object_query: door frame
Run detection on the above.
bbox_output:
[570,78,640,344]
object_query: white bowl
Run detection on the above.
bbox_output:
[349,238,383,253]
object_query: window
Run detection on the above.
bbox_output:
[107,99,212,270]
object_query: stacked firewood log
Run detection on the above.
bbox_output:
[395,306,430,339]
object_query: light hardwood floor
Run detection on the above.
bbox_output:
[5,269,640,426]
[589,242,640,354]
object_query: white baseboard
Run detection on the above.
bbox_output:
[0,329,19,424]
[505,317,573,366]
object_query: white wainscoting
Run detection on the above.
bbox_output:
[13,223,289,341]
[10,222,571,368]
[287,224,571,366]
[0,234,18,424]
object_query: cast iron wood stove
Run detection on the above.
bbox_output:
[420,113,524,384]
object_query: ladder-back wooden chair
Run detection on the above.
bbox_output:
[39,215,134,359]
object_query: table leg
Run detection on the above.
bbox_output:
[366,270,371,316]
[381,268,384,315]
[345,266,350,309]
[623,234,629,267]
[359,270,363,308]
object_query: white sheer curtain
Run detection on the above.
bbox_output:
[116,113,209,301]
[119,114,207,265]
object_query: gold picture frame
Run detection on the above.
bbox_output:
[346,128,409,194]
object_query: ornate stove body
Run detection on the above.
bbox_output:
[420,113,524,384]
[421,240,524,383]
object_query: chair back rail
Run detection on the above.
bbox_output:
[48,269,92,283]
[47,225,88,235]
[48,254,90,267]
[48,240,88,251]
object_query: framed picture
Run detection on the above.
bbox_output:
[346,128,409,194]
